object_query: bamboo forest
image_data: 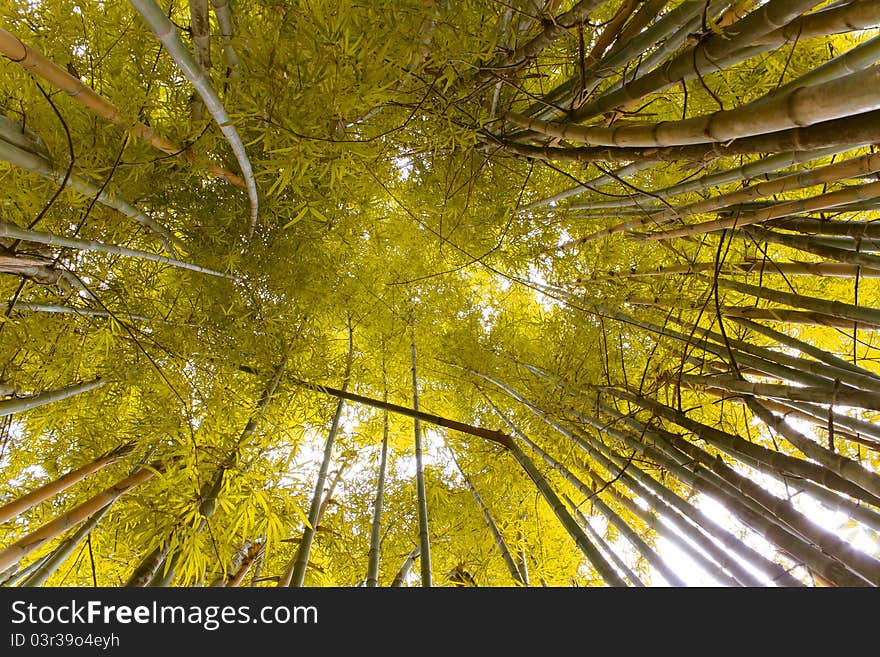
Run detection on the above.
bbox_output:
[1,0,880,589]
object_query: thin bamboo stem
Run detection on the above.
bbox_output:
[452,452,526,585]
[411,333,431,587]
[210,0,240,76]
[0,130,182,254]
[281,326,353,587]
[365,409,388,588]
[643,180,880,241]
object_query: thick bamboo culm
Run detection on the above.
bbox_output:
[0,460,168,573]
[508,65,880,149]
[0,443,133,524]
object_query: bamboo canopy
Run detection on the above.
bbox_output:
[3,0,880,591]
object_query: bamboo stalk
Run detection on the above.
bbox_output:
[744,397,880,501]
[517,526,530,587]
[8,303,162,324]
[527,0,880,131]
[484,388,764,586]
[0,253,62,285]
[523,0,729,124]
[649,422,880,586]
[125,541,173,587]
[1,552,49,587]
[700,392,880,514]
[0,221,235,281]
[520,160,655,212]
[505,368,862,585]
[452,451,526,585]
[560,404,820,586]
[226,542,264,587]
[595,472,742,587]
[772,395,880,446]
[496,109,880,164]
[768,217,880,239]
[478,373,797,585]
[505,438,627,586]
[567,0,826,122]
[628,152,880,234]
[281,326,353,588]
[129,0,258,238]
[478,0,605,76]
[210,540,249,586]
[0,379,104,418]
[189,0,211,70]
[564,147,846,212]
[510,65,880,148]
[754,0,880,46]
[0,443,134,524]
[411,332,431,587]
[593,261,880,280]
[571,475,686,586]
[611,0,670,51]
[576,403,872,586]
[0,28,244,188]
[721,306,878,330]
[678,372,880,412]
[602,385,880,508]
[666,319,880,394]
[210,0,240,77]
[585,0,640,67]
[565,496,645,587]
[741,226,880,270]
[774,33,880,96]
[494,400,686,585]
[365,409,389,587]
[287,379,513,448]
[0,460,167,574]
[390,546,420,587]
[16,451,160,587]
[211,540,259,587]
[711,275,880,329]
[643,180,880,241]
[19,498,113,586]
